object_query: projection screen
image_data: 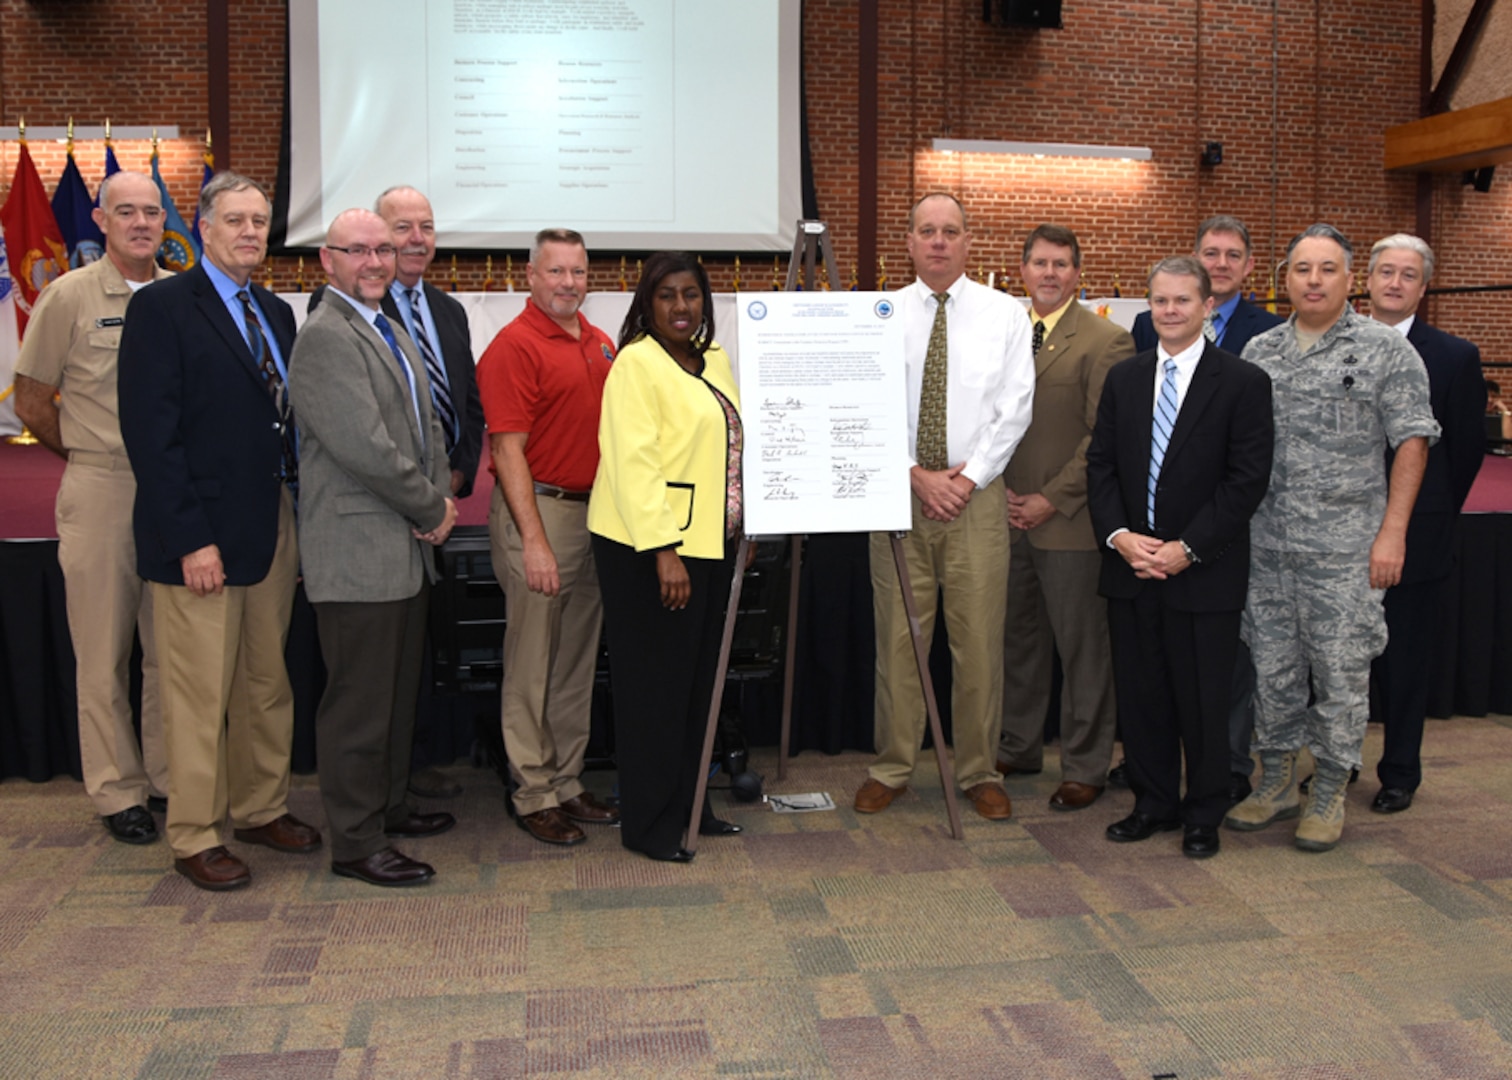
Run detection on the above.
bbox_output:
[284,0,804,252]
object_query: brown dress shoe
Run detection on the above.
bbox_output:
[1049,781,1104,811]
[175,845,251,891]
[234,813,322,853]
[853,778,906,813]
[384,811,456,839]
[558,792,620,824]
[517,807,586,846]
[331,847,434,887]
[965,782,1013,820]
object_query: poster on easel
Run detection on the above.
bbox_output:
[735,291,910,535]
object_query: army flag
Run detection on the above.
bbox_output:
[0,142,68,336]
[150,149,199,272]
[52,151,104,267]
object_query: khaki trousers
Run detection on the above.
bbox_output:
[56,455,168,815]
[491,487,602,816]
[869,477,1009,791]
[152,487,299,858]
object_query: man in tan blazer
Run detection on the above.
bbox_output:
[999,224,1135,810]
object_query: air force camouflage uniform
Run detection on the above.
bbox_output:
[1239,307,1438,769]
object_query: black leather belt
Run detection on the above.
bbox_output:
[533,482,591,502]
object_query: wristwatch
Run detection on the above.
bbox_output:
[1180,539,1199,564]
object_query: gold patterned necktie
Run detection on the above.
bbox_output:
[1032,319,1046,356]
[916,291,950,471]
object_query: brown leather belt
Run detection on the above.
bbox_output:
[533,482,591,502]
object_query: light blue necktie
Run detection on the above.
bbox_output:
[373,313,426,453]
[1148,358,1179,529]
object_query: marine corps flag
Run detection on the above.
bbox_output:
[52,150,105,267]
[0,141,68,337]
[150,147,199,272]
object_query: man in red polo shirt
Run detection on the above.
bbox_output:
[477,228,617,846]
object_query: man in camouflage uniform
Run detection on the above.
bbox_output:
[1224,224,1438,852]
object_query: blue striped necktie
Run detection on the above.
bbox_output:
[1148,358,1179,529]
[404,288,458,455]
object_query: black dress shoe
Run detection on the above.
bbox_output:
[147,795,168,814]
[384,811,456,838]
[1106,762,1130,788]
[1182,825,1221,859]
[1227,773,1253,808]
[698,817,742,836]
[1105,811,1181,843]
[1370,787,1414,814]
[103,805,159,845]
[332,847,435,887]
[640,847,696,863]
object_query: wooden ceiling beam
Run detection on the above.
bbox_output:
[1385,95,1512,172]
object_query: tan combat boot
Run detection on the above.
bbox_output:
[1294,759,1349,852]
[1223,750,1301,831]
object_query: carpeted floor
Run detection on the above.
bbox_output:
[3,720,1512,1079]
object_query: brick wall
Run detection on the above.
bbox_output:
[1,0,1506,359]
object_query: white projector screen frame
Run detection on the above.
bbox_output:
[285,0,804,252]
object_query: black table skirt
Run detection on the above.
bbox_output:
[4,517,1510,784]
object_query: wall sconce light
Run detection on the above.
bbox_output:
[931,138,1152,162]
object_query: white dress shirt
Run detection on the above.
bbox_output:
[896,275,1036,487]
[1152,334,1206,416]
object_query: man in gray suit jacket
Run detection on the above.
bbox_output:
[288,209,459,887]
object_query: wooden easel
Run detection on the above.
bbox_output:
[685,221,964,852]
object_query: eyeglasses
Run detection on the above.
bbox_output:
[325,244,398,260]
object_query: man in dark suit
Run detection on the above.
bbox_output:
[119,172,321,891]
[1365,234,1485,814]
[999,224,1134,811]
[289,208,458,887]
[1131,216,1282,356]
[374,185,484,499]
[1088,256,1274,858]
[1126,215,1283,804]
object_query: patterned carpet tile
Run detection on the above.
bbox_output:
[2,724,1512,1077]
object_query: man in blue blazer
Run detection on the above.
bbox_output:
[1365,234,1485,814]
[1126,215,1283,804]
[1088,256,1273,858]
[1131,216,1283,356]
[119,172,320,891]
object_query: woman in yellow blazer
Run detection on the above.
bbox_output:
[589,252,744,862]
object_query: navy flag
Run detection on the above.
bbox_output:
[52,152,103,267]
